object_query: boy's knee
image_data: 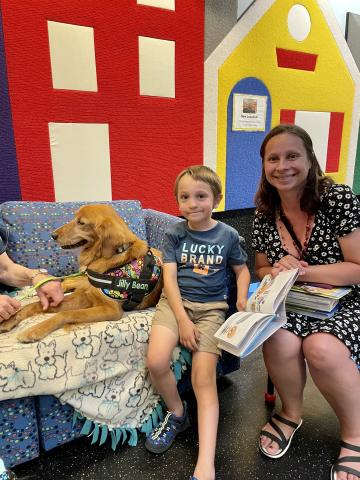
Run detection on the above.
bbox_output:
[147,355,170,377]
[191,369,216,392]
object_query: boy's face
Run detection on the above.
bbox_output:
[176,174,222,230]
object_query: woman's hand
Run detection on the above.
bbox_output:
[35,278,64,310]
[0,295,21,322]
[178,317,200,352]
[272,255,308,277]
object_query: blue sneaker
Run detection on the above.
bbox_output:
[145,401,190,453]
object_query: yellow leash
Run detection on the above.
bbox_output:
[15,271,86,302]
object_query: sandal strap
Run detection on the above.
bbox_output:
[336,455,360,463]
[333,464,360,477]
[260,429,287,450]
[273,413,300,430]
[340,440,360,452]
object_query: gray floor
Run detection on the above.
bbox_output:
[13,349,339,480]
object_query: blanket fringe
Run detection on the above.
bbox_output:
[72,346,192,450]
[72,411,138,450]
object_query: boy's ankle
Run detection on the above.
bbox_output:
[173,402,185,418]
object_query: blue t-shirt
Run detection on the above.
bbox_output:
[162,220,247,302]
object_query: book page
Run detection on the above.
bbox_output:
[215,312,273,348]
[246,269,298,314]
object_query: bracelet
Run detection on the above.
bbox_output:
[29,268,48,284]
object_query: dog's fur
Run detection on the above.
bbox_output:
[0,205,163,343]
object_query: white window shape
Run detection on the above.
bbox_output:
[137,0,175,10]
[287,5,311,41]
[48,21,97,91]
[139,36,175,98]
[49,123,112,201]
[293,111,331,172]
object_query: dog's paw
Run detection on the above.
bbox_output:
[17,327,45,343]
[0,316,19,333]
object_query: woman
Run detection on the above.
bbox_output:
[252,124,360,480]
[0,236,63,321]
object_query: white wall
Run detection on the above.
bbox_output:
[326,0,360,34]
[237,0,360,35]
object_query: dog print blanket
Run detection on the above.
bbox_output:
[0,295,190,446]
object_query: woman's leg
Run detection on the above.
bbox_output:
[147,324,183,416]
[260,328,306,454]
[303,333,360,480]
[191,351,219,480]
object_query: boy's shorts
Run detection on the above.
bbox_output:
[152,293,229,355]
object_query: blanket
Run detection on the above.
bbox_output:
[0,292,191,448]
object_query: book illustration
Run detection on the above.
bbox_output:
[248,275,275,312]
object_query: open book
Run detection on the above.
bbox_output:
[214,269,298,358]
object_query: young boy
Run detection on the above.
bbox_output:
[146,166,250,480]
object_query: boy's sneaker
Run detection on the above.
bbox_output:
[145,401,190,454]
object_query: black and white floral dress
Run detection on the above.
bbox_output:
[251,184,360,367]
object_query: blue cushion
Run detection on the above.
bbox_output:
[0,397,39,468]
[0,200,146,276]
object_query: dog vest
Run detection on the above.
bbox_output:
[86,250,162,311]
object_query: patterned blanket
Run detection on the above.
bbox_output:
[0,294,190,447]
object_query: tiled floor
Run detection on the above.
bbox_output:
[13,349,340,480]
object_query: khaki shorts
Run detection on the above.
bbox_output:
[152,293,228,355]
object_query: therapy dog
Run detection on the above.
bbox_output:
[0,205,163,343]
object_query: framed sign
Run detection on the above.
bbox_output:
[232,93,267,131]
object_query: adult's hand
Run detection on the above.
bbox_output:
[272,255,308,277]
[36,278,64,310]
[0,295,21,322]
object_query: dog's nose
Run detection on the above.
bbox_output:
[51,233,58,240]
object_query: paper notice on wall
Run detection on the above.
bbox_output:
[232,93,267,131]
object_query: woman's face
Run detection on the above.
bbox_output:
[263,132,311,197]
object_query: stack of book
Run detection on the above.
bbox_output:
[286,282,351,319]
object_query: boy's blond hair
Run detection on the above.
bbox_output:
[174,165,222,199]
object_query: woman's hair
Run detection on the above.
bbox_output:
[255,124,333,218]
[174,165,222,199]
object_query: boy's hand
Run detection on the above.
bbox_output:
[236,297,247,311]
[178,317,200,352]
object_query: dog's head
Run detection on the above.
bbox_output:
[52,204,139,263]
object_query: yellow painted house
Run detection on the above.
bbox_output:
[204,0,360,210]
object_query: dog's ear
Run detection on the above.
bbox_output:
[95,213,138,259]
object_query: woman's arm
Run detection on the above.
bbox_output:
[255,252,275,280]
[0,252,64,309]
[163,263,200,351]
[267,228,360,286]
[299,228,360,285]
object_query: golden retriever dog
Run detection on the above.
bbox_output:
[0,205,163,343]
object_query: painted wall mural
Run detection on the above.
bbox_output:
[0,1,204,215]
[205,0,360,210]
